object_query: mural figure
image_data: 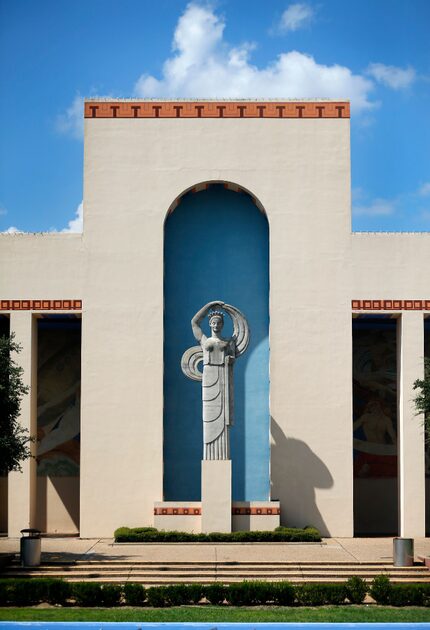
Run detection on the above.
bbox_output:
[181,301,249,460]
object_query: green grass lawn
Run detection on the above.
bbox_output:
[0,606,430,622]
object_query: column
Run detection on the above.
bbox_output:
[8,312,37,536]
[397,312,425,537]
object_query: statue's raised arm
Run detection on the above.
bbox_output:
[223,303,250,357]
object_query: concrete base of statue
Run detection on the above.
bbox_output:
[201,459,232,533]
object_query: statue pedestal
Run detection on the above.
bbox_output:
[201,460,232,533]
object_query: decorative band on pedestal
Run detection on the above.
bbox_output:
[154,507,201,516]
[233,507,281,515]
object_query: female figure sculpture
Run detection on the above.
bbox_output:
[181,301,250,460]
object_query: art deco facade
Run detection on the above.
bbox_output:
[1,99,429,538]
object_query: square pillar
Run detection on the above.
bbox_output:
[397,312,425,537]
[8,312,37,536]
[201,460,231,533]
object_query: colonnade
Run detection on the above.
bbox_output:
[4,310,428,537]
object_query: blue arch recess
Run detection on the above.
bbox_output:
[163,184,270,501]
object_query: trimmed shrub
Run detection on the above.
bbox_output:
[146,586,169,607]
[390,584,422,607]
[422,584,430,607]
[369,574,392,605]
[123,583,146,606]
[184,583,204,604]
[346,576,367,604]
[114,526,321,543]
[6,576,430,609]
[101,584,122,607]
[164,584,190,606]
[0,578,70,606]
[296,583,347,606]
[271,581,295,606]
[0,580,10,606]
[227,581,272,606]
[9,580,39,606]
[72,582,104,607]
[46,579,71,605]
[204,583,226,605]
[323,584,348,605]
[11,579,58,606]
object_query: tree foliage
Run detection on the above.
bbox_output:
[0,333,32,474]
[413,357,430,440]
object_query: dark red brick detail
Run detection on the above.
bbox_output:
[0,300,83,311]
[352,300,430,311]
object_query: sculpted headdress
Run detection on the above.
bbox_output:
[208,310,224,323]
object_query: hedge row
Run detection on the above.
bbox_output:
[1,576,430,607]
[114,526,322,543]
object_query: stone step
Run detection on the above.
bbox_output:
[4,558,429,585]
[11,575,428,585]
[3,565,430,578]
[3,570,429,583]
[7,560,428,570]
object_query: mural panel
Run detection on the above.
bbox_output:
[37,319,81,477]
[353,318,397,478]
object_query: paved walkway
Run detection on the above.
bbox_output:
[1,537,430,564]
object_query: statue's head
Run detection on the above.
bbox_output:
[209,311,224,333]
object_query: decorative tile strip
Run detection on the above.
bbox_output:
[352,300,430,311]
[85,101,350,119]
[153,506,280,516]
[154,507,201,516]
[0,300,82,311]
[232,507,281,516]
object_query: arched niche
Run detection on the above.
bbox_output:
[163,182,269,501]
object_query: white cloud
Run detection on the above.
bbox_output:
[55,95,84,139]
[1,202,83,234]
[279,3,314,32]
[134,3,375,113]
[366,63,416,90]
[418,182,430,196]
[61,201,83,233]
[1,226,23,234]
[353,198,396,217]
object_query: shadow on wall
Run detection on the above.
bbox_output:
[270,416,333,536]
[35,476,80,534]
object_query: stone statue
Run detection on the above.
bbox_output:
[181,301,249,460]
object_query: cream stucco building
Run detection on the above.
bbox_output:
[1,99,429,539]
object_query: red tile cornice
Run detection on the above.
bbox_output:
[85,101,350,119]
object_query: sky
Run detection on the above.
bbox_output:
[0,0,429,233]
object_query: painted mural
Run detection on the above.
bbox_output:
[353,319,397,478]
[425,320,430,479]
[37,321,81,477]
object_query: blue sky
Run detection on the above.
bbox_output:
[0,0,429,233]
